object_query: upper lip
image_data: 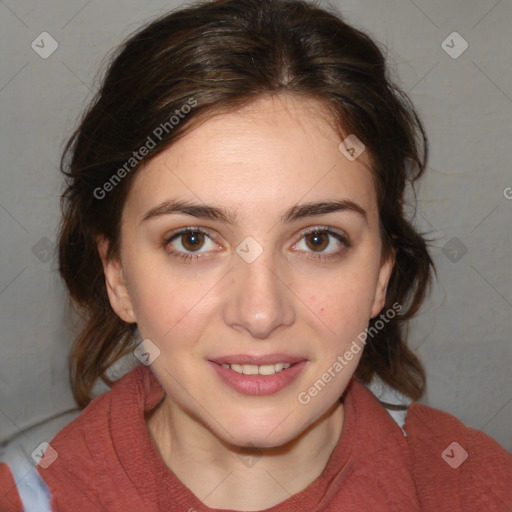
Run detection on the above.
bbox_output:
[209,353,307,366]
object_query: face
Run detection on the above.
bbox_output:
[99,94,394,448]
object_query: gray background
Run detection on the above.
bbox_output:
[1,0,511,452]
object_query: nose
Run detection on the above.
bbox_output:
[223,245,295,339]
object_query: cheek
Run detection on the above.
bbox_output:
[127,263,217,343]
[304,265,378,325]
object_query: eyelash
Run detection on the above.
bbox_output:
[163,226,351,263]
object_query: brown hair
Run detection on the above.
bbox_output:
[58,0,435,408]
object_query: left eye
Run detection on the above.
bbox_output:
[292,227,350,256]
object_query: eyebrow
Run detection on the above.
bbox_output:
[141,198,367,225]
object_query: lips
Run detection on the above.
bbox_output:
[209,359,308,396]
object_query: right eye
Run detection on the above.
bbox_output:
[163,227,219,262]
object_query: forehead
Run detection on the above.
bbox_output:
[125,95,377,223]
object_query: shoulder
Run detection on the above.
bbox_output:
[405,402,512,511]
[406,400,511,461]
[0,392,113,512]
[0,365,145,511]
[357,378,512,511]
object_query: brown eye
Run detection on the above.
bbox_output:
[164,227,218,261]
[293,226,350,261]
[180,230,206,252]
[304,231,330,252]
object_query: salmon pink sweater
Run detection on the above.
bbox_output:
[1,363,511,511]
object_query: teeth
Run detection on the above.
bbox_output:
[243,364,259,375]
[259,364,278,375]
[220,362,295,375]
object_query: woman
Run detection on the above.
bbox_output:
[1,0,510,510]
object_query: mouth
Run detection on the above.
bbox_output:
[208,357,308,396]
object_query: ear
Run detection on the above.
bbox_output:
[97,236,136,323]
[369,246,396,319]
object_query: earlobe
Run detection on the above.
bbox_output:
[96,236,136,323]
[370,247,396,319]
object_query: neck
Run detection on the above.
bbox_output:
[146,397,345,511]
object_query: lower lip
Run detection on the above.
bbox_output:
[208,361,307,396]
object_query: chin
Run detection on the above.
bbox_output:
[217,415,306,450]
[226,431,295,451]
